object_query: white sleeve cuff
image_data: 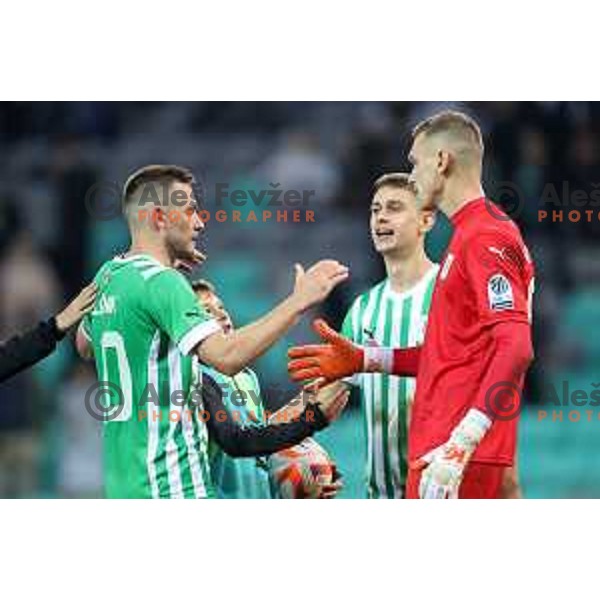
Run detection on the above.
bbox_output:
[363,346,394,373]
[177,319,221,355]
[79,321,91,341]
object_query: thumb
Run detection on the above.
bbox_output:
[294,263,304,284]
[313,318,347,346]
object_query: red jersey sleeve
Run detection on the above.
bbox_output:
[462,229,534,328]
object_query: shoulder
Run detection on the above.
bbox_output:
[462,211,526,249]
[460,219,533,276]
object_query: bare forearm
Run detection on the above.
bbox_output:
[199,295,303,375]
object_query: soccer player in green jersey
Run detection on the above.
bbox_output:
[75,164,349,499]
[193,279,346,499]
[339,173,438,498]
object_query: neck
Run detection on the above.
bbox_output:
[127,234,173,267]
[383,246,433,294]
[438,176,485,219]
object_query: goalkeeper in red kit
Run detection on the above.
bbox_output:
[289,111,534,499]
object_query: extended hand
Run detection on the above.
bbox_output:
[292,261,348,312]
[304,380,351,422]
[288,319,364,383]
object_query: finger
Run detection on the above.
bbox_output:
[326,265,349,278]
[194,250,207,263]
[288,358,320,371]
[312,319,348,346]
[80,293,98,310]
[315,260,348,274]
[324,389,350,411]
[82,287,98,301]
[303,377,325,394]
[324,480,343,491]
[289,367,325,382]
[327,272,349,289]
[331,391,350,413]
[294,263,305,282]
[288,345,328,359]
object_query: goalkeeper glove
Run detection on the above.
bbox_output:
[288,319,392,383]
[412,408,492,499]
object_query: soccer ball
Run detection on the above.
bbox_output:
[268,438,334,499]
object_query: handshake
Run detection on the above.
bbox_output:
[288,318,368,384]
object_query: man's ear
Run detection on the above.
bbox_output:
[437,149,452,176]
[150,207,167,231]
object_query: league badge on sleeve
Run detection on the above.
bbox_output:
[488,273,514,311]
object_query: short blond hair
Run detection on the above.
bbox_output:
[413,110,484,162]
[373,172,415,195]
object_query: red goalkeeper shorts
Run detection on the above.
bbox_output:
[406,462,505,499]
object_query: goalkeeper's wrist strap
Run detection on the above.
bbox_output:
[363,346,393,373]
[449,408,492,454]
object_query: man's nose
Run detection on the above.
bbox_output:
[376,211,389,224]
[194,212,205,230]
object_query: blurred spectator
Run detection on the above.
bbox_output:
[0,231,61,497]
[50,135,98,298]
[256,130,341,204]
[56,362,103,498]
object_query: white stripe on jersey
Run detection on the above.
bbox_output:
[387,298,402,494]
[167,343,207,499]
[147,332,161,499]
[165,344,184,499]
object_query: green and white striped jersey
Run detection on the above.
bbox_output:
[341,265,438,498]
[81,254,221,499]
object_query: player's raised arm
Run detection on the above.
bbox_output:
[288,318,421,383]
[196,260,348,376]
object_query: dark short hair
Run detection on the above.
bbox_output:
[412,110,484,154]
[373,172,415,195]
[191,278,216,295]
[122,164,195,210]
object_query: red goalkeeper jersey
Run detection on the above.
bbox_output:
[408,197,535,466]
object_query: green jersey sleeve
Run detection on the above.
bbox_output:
[145,269,220,355]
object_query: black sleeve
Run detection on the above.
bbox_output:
[201,373,329,457]
[0,317,64,383]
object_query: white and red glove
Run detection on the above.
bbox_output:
[412,408,492,499]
